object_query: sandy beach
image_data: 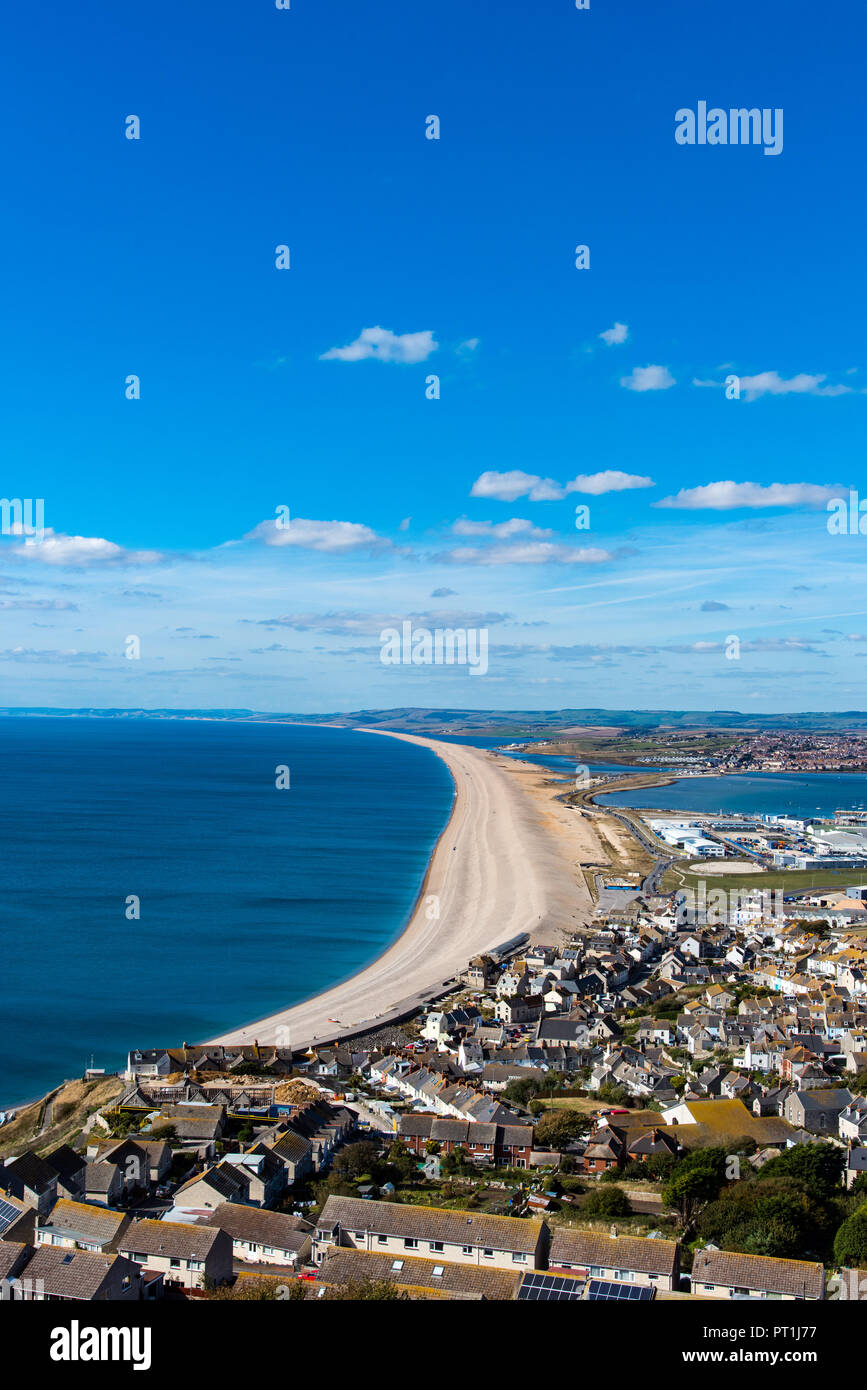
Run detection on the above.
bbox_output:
[209,730,604,1052]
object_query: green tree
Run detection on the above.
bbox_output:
[322,1278,410,1301]
[757,1143,844,1199]
[662,1147,727,1226]
[834,1209,867,1268]
[333,1141,380,1181]
[699,1177,835,1260]
[533,1109,590,1150]
[583,1185,631,1217]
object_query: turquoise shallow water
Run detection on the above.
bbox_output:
[598,770,867,818]
[0,719,453,1107]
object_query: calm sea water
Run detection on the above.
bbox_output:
[0,719,453,1107]
[599,770,867,818]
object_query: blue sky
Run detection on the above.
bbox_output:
[0,0,865,711]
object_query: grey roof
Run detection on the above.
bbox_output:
[316,1195,543,1255]
[22,1244,133,1300]
[204,1202,312,1251]
[120,1218,227,1261]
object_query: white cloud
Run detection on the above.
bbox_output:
[470,468,654,501]
[470,470,563,502]
[319,326,437,364]
[9,530,163,567]
[452,517,553,539]
[246,516,387,553]
[457,337,479,355]
[565,470,654,495]
[736,371,852,401]
[620,365,676,392]
[655,481,840,511]
[599,322,629,346]
[438,542,615,566]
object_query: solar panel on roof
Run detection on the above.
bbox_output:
[586,1279,654,1301]
[0,1198,20,1234]
[518,1272,585,1301]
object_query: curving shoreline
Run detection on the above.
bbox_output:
[208,729,596,1052]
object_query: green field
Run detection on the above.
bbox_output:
[661,863,867,897]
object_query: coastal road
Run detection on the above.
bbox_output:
[208,730,587,1052]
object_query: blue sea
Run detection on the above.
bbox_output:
[0,719,454,1107]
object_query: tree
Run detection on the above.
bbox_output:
[533,1109,590,1150]
[208,1277,305,1300]
[583,1185,631,1217]
[699,1177,835,1260]
[333,1140,380,1181]
[503,1077,544,1106]
[662,1148,727,1226]
[757,1143,844,1199]
[834,1209,867,1268]
[322,1278,410,1301]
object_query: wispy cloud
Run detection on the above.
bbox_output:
[451,517,553,539]
[246,609,513,635]
[736,371,851,401]
[435,542,616,566]
[655,480,840,510]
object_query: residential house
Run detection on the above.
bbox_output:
[10,1245,143,1302]
[782,1088,852,1135]
[548,1229,679,1291]
[119,1218,233,1292]
[691,1248,824,1300]
[34,1200,130,1255]
[203,1203,312,1268]
[313,1195,548,1273]
[0,1152,58,1214]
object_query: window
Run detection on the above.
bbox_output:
[189,1261,204,1272]
[429,1241,444,1253]
[376,1235,387,1245]
[461,1245,473,1255]
[482,1248,494,1259]
[432,1266,445,1278]
[391,1260,404,1272]
[403,1238,418,1250]
[512,1253,527,1264]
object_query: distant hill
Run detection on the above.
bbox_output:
[3,706,867,733]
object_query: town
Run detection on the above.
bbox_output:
[5,870,867,1303]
